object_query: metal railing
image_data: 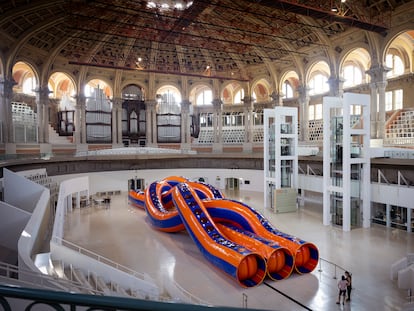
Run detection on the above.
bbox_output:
[0,261,87,294]
[317,257,348,279]
[54,236,151,283]
[52,237,210,305]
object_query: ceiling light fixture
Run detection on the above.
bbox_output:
[146,1,193,11]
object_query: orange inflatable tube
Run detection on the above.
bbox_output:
[172,183,266,287]
[203,199,319,274]
[216,224,294,280]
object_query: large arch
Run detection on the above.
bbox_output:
[251,78,271,104]
[383,30,414,76]
[339,48,371,88]
[306,60,331,95]
[279,70,300,99]
[189,83,213,106]
[12,61,39,96]
[221,81,243,105]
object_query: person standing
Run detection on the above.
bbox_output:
[345,271,352,301]
[336,275,348,305]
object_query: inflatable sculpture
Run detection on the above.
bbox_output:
[128,176,319,288]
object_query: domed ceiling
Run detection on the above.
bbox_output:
[1,0,411,81]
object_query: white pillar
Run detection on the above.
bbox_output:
[386,204,391,227]
[407,208,412,233]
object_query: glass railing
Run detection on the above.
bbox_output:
[0,146,198,162]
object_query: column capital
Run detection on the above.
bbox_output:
[75,93,86,108]
[112,97,123,108]
[327,76,345,97]
[269,91,283,107]
[212,98,222,110]
[297,85,310,102]
[145,99,157,109]
[34,86,51,98]
[366,65,390,83]
[181,99,191,113]
[0,78,16,94]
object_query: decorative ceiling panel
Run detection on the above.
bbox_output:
[0,0,412,80]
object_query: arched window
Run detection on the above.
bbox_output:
[386,54,404,77]
[234,89,244,104]
[343,65,362,88]
[308,74,329,95]
[156,86,182,143]
[252,82,269,103]
[196,89,212,106]
[156,89,181,114]
[282,81,294,98]
[22,77,36,95]
[84,80,113,143]
[122,85,144,101]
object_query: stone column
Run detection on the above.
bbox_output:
[0,78,15,144]
[366,65,389,140]
[243,96,253,152]
[297,85,310,141]
[212,98,223,153]
[368,82,378,139]
[180,99,191,150]
[270,91,283,107]
[328,76,345,97]
[111,97,123,146]
[377,81,387,139]
[74,94,86,145]
[117,100,123,145]
[35,86,51,144]
[146,100,157,147]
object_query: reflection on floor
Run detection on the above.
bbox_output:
[63,190,412,311]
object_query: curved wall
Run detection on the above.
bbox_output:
[51,168,265,194]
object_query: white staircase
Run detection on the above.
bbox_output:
[48,124,72,144]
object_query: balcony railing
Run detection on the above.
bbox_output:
[0,284,257,311]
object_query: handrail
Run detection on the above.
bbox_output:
[0,284,259,311]
[52,236,151,283]
[0,261,91,294]
[170,278,211,306]
[52,236,210,305]
[317,257,349,281]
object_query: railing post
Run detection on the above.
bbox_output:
[318,259,323,272]
[242,293,248,308]
[333,264,337,279]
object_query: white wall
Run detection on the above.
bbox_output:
[51,168,414,210]
[18,189,51,277]
[4,168,45,213]
[371,183,414,207]
[52,168,265,194]
[0,201,31,251]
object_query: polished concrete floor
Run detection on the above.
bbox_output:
[63,189,413,311]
